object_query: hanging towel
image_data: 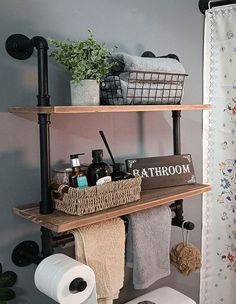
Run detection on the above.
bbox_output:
[72,218,125,304]
[126,205,172,289]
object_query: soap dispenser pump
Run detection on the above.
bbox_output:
[87,149,111,186]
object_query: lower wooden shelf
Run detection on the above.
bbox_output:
[13,183,211,233]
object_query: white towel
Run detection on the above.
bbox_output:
[126,206,172,289]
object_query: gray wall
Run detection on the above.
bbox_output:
[0,1,204,303]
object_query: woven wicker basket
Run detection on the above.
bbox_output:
[53,177,142,216]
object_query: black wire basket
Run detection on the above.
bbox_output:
[100,71,187,105]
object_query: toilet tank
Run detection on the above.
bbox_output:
[124,287,196,304]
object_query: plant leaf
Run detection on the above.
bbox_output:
[0,288,16,301]
[0,272,17,288]
[48,30,112,83]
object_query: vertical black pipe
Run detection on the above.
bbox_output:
[171,110,184,224]
[33,38,50,107]
[172,110,181,155]
[41,227,54,257]
[32,37,53,214]
[38,114,52,214]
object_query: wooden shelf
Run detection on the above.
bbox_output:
[13,183,211,233]
[9,104,211,114]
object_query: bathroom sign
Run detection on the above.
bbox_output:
[125,154,196,190]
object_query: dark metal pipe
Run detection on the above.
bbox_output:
[32,36,52,214]
[172,110,181,155]
[170,110,194,229]
[38,114,52,214]
[52,234,75,247]
[32,37,50,107]
[41,227,54,257]
[170,110,195,230]
[199,0,236,14]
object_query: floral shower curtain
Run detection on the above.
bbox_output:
[200,4,236,304]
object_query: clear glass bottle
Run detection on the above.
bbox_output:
[69,154,88,188]
[87,149,111,186]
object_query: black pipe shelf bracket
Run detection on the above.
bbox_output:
[199,0,236,14]
[6,34,53,259]
[170,110,195,231]
[5,33,52,215]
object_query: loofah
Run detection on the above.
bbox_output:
[170,242,201,276]
[170,223,201,276]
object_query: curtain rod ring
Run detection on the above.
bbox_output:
[208,0,214,14]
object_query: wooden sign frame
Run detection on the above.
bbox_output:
[126,154,196,190]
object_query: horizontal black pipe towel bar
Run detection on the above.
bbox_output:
[199,0,236,14]
[47,206,195,249]
[51,209,195,248]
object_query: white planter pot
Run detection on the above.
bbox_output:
[70,80,100,106]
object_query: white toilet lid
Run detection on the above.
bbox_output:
[125,287,196,304]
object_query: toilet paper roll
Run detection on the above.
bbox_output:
[34,253,96,304]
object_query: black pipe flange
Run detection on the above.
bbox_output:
[12,241,41,267]
[5,34,34,60]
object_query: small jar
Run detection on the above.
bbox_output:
[111,163,133,181]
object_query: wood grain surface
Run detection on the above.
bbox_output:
[9,104,211,114]
[13,183,211,233]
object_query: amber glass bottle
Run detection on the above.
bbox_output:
[69,154,88,188]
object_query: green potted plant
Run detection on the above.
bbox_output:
[48,31,113,106]
[0,263,17,303]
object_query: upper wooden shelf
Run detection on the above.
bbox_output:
[13,183,211,233]
[9,104,211,114]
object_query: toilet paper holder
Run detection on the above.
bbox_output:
[11,241,88,294]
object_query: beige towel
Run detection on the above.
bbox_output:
[72,218,125,304]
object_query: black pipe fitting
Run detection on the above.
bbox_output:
[32,36,49,50]
[170,201,195,230]
[11,241,43,267]
[5,34,50,107]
